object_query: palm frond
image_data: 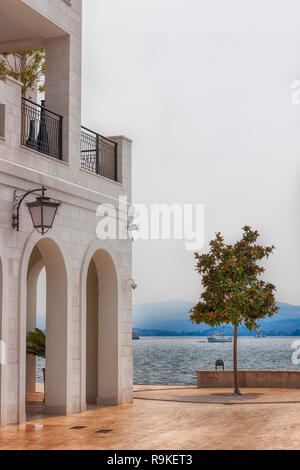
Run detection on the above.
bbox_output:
[26,328,46,359]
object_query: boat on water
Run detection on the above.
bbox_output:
[132,331,140,340]
[255,331,266,338]
[207,333,232,343]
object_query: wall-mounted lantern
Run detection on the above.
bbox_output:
[12,186,60,235]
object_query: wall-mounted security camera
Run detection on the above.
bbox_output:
[127,224,139,232]
[127,224,139,242]
[127,278,138,290]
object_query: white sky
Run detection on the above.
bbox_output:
[81,0,300,306]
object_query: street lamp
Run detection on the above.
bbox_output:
[12,186,60,235]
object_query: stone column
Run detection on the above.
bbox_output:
[108,136,133,404]
[0,76,23,425]
[45,33,82,173]
[108,136,133,193]
[0,75,23,148]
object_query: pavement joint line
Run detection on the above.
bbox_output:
[134,386,195,393]
[133,397,300,406]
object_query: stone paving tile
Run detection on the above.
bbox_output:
[0,386,300,449]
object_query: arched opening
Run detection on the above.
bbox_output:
[25,239,68,419]
[26,264,46,400]
[86,259,98,404]
[26,248,44,401]
[86,249,118,407]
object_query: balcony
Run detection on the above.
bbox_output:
[0,0,67,54]
[80,127,118,182]
[20,97,119,181]
[21,97,63,160]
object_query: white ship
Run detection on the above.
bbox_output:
[207,333,232,343]
[255,331,266,338]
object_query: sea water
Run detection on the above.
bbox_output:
[36,336,300,386]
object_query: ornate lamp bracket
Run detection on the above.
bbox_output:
[12,186,47,232]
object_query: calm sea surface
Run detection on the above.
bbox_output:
[36,336,300,385]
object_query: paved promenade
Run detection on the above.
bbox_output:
[1,385,300,450]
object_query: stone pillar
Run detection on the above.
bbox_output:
[0,75,23,147]
[93,250,118,406]
[0,256,6,427]
[45,34,82,172]
[108,136,133,194]
[108,136,133,404]
[0,76,23,425]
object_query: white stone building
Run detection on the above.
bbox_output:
[0,0,133,426]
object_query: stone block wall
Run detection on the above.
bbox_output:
[0,0,133,426]
[197,370,300,389]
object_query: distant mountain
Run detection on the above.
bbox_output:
[37,300,300,336]
[133,300,300,335]
[133,300,196,332]
[134,327,221,337]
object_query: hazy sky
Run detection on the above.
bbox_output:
[80,0,300,306]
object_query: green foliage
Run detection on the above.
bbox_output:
[0,49,45,96]
[26,328,46,359]
[190,226,278,331]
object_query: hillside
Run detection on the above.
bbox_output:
[35,300,300,335]
[133,300,300,335]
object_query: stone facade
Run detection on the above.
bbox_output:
[0,0,133,425]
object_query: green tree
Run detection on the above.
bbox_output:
[190,226,278,394]
[26,328,45,359]
[0,49,45,96]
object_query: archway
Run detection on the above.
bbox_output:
[26,247,44,397]
[25,238,68,418]
[86,249,118,407]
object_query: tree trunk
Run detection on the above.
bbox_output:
[20,52,27,97]
[233,325,241,394]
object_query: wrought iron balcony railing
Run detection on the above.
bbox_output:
[80,126,118,182]
[21,97,63,160]
[21,99,118,180]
